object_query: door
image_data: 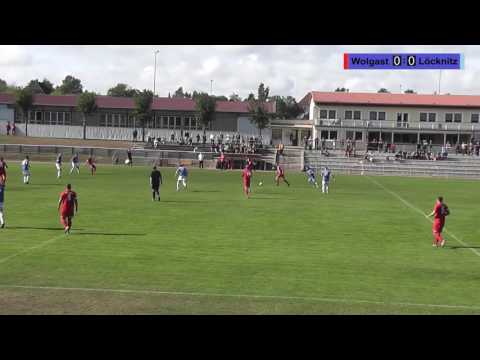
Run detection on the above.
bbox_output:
[397,113,409,128]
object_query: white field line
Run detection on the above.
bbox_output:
[0,234,65,265]
[367,176,480,257]
[0,284,479,311]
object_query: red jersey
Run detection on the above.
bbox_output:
[242,168,251,185]
[433,201,446,221]
[0,161,6,182]
[60,190,77,215]
[246,160,254,172]
[87,157,94,165]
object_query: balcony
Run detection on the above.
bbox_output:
[314,118,480,131]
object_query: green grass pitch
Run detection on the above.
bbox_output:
[1,162,480,314]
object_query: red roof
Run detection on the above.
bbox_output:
[0,93,273,113]
[308,91,480,108]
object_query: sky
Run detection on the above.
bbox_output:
[1,45,480,100]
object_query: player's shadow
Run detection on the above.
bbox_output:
[7,226,85,231]
[191,190,220,193]
[445,245,480,250]
[74,232,146,236]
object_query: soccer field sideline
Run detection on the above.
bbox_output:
[366,176,480,258]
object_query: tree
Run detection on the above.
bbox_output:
[173,87,185,98]
[335,87,349,92]
[214,95,228,101]
[274,95,303,119]
[229,93,241,102]
[404,89,416,94]
[0,79,7,92]
[245,93,255,102]
[378,88,390,93]
[107,83,139,97]
[15,87,34,136]
[195,92,217,135]
[133,90,154,142]
[57,75,83,94]
[39,79,55,94]
[77,91,98,140]
[26,79,45,94]
[248,83,271,136]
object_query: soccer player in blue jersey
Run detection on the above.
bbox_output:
[305,165,319,188]
[321,166,333,194]
[70,153,80,174]
[175,164,188,191]
[21,156,31,184]
[55,153,63,178]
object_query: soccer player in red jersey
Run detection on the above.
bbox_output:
[0,157,7,184]
[246,157,254,172]
[242,167,252,198]
[58,184,78,234]
[275,165,290,187]
[85,156,96,175]
[427,196,449,247]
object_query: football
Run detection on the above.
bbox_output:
[125,159,130,164]
[258,181,263,186]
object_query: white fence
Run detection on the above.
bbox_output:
[11,124,272,144]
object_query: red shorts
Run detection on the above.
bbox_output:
[61,210,74,218]
[432,219,444,233]
[243,180,250,188]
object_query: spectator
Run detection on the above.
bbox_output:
[314,137,319,150]
[11,123,15,135]
[202,134,207,145]
[196,134,200,143]
[133,129,138,142]
[170,132,175,142]
[153,137,159,149]
[198,152,204,168]
[210,133,214,145]
[6,122,11,136]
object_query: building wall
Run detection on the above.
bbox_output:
[313,103,480,124]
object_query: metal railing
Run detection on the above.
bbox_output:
[314,118,480,131]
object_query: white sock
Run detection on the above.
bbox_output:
[57,170,61,178]
[176,180,180,191]
[0,210,4,225]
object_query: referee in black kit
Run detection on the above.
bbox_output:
[150,166,162,201]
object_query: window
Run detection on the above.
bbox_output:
[175,117,181,128]
[169,116,175,129]
[355,131,363,141]
[64,112,71,125]
[106,113,112,127]
[345,111,352,120]
[184,117,190,129]
[420,113,427,122]
[445,113,453,123]
[328,110,336,119]
[58,112,64,125]
[329,131,338,139]
[369,111,377,121]
[100,114,106,127]
[192,117,198,129]
[428,113,436,122]
[353,111,361,120]
[319,110,327,119]
[471,114,479,123]
[36,111,42,122]
[454,113,462,123]
[378,112,386,121]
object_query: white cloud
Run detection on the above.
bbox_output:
[1,45,479,99]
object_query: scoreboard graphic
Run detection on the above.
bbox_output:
[343,53,463,70]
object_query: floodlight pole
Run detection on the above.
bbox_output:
[153,50,159,96]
